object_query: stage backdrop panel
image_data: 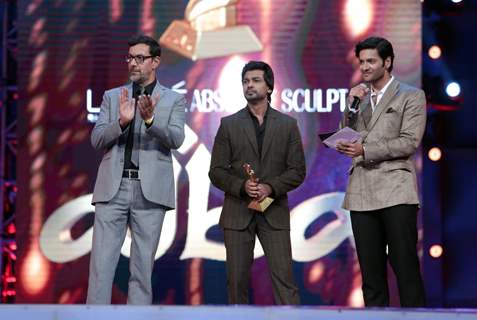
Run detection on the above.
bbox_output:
[17,0,422,305]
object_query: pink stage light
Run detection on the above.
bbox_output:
[140,0,156,36]
[428,147,442,162]
[20,246,50,295]
[428,45,442,60]
[429,244,443,258]
[110,0,123,23]
[343,0,374,39]
[307,261,325,284]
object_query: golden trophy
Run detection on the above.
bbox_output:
[159,0,263,60]
[242,163,274,212]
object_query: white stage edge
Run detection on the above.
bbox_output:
[1,305,477,320]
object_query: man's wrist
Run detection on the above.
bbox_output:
[119,119,129,131]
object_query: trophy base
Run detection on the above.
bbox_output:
[248,197,274,212]
[160,20,263,60]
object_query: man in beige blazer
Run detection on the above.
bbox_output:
[337,37,426,307]
[209,61,306,304]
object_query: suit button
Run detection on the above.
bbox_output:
[120,159,124,163]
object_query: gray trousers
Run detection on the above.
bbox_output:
[87,178,165,304]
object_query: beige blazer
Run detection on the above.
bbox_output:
[341,79,426,211]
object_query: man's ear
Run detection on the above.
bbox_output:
[153,56,161,69]
[384,57,391,71]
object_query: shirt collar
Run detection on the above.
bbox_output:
[133,79,157,96]
[371,76,394,96]
[247,104,270,120]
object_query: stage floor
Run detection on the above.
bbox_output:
[1,305,477,320]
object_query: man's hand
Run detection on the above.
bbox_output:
[256,183,272,202]
[138,94,158,121]
[245,179,259,198]
[119,88,135,127]
[347,83,369,105]
[336,141,364,158]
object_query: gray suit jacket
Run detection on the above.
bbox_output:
[91,81,186,210]
[209,107,306,230]
[341,79,426,211]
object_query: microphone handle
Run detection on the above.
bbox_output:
[347,96,360,129]
[349,96,360,112]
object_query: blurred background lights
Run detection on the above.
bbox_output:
[428,45,442,59]
[344,0,373,38]
[428,147,442,161]
[429,244,443,258]
[446,82,461,98]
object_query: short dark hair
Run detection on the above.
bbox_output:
[355,36,394,72]
[128,35,161,57]
[242,61,274,102]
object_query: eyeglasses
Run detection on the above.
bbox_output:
[125,55,155,64]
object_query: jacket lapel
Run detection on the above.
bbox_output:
[360,96,372,129]
[152,81,166,103]
[141,81,166,134]
[127,83,133,100]
[239,109,259,157]
[260,108,277,161]
[366,79,399,131]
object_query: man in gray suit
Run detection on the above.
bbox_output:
[337,37,426,307]
[209,61,306,304]
[87,35,185,304]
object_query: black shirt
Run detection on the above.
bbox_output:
[247,105,270,158]
[123,80,156,170]
[241,105,274,199]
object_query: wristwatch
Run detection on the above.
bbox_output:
[144,115,155,126]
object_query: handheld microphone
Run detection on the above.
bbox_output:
[349,96,360,113]
[347,96,360,129]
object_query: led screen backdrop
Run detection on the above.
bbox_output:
[17,0,422,305]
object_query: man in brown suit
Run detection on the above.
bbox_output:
[337,37,426,307]
[209,61,306,304]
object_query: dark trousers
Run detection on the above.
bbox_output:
[351,204,426,307]
[223,213,300,305]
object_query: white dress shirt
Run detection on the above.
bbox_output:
[370,76,394,113]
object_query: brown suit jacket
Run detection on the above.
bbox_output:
[341,79,427,211]
[209,107,306,230]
